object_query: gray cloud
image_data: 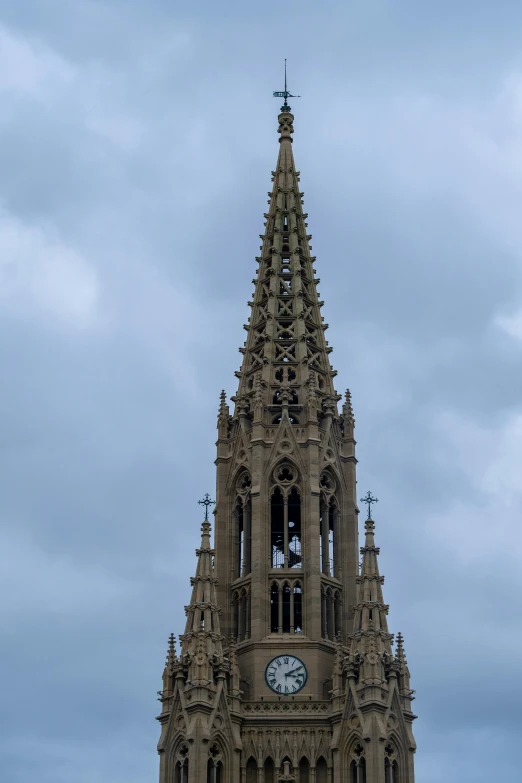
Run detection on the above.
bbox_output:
[1,1,521,781]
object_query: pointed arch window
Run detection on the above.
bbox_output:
[350,758,366,783]
[320,480,337,577]
[207,759,223,783]
[288,487,302,568]
[207,744,223,783]
[270,579,304,635]
[334,591,342,638]
[232,591,239,641]
[384,744,398,783]
[174,759,188,783]
[326,587,333,640]
[233,587,250,643]
[321,586,340,640]
[235,474,252,577]
[270,582,280,633]
[271,488,285,568]
[264,757,275,783]
[316,757,328,783]
[271,478,302,568]
[235,499,244,577]
[293,583,303,633]
[282,583,291,633]
[350,745,366,783]
[299,757,310,783]
[385,759,398,783]
[246,757,257,783]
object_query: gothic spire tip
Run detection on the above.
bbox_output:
[272,59,300,114]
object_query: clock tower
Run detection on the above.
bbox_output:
[156,97,417,782]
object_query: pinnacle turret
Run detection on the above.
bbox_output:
[352,514,390,636]
[395,631,413,699]
[342,388,354,421]
[166,632,176,666]
[178,520,225,685]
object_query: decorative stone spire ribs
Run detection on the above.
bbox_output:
[232,107,338,421]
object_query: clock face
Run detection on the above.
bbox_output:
[265,655,308,695]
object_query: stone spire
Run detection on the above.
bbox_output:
[158,97,417,781]
[178,521,224,684]
[232,106,338,420]
[340,507,417,781]
[157,520,241,780]
[353,516,390,637]
[348,513,393,687]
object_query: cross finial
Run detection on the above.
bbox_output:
[360,490,378,519]
[273,59,301,112]
[198,492,215,521]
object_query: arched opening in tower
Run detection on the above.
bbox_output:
[320,498,336,577]
[207,759,223,783]
[316,757,328,783]
[235,494,252,578]
[350,758,366,783]
[271,487,284,567]
[264,757,275,783]
[293,582,303,633]
[299,756,310,782]
[288,487,302,568]
[174,760,188,783]
[270,582,279,633]
[245,758,257,783]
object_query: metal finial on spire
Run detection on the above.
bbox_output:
[360,490,379,520]
[198,493,215,521]
[273,59,301,112]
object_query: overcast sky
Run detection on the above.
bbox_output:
[1,1,522,781]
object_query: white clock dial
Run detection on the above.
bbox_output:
[265,655,308,695]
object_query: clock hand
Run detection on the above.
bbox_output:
[285,666,304,677]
